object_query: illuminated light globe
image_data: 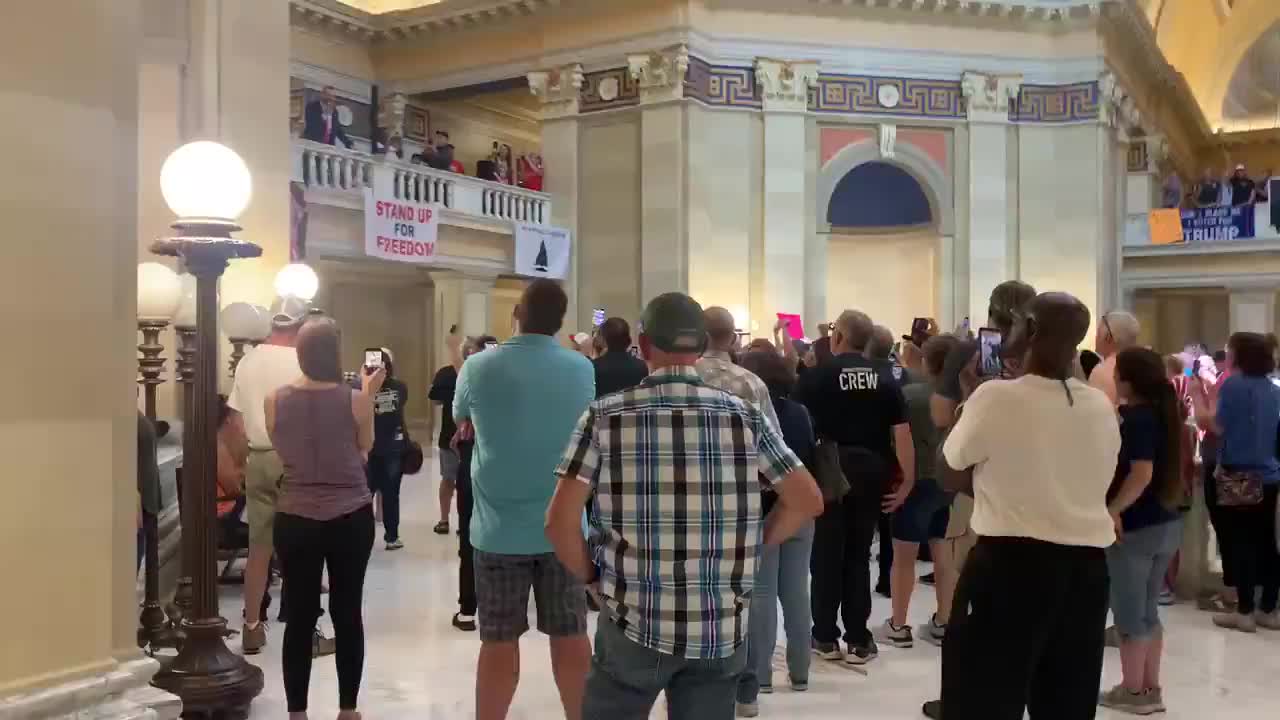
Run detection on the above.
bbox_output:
[173,274,199,328]
[159,141,253,223]
[274,263,319,301]
[137,262,183,320]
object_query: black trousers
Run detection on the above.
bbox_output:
[366,452,404,543]
[1203,459,1238,587]
[275,506,375,713]
[810,448,886,645]
[457,442,476,615]
[1222,483,1280,615]
[942,537,1109,720]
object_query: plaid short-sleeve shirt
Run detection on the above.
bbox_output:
[555,366,802,659]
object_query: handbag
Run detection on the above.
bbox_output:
[1214,465,1264,507]
[812,438,850,502]
[400,440,424,475]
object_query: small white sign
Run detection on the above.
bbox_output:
[513,223,572,280]
[363,186,440,264]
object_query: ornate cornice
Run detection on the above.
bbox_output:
[290,0,564,44]
[527,64,585,120]
[807,0,1103,22]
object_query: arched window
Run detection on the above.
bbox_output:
[826,161,933,229]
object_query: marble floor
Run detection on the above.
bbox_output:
[223,458,1280,719]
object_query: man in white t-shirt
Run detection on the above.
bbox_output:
[938,292,1121,720]
[226,296,309,655]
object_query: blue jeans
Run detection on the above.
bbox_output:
[738,522,814,703]
[1105,518,1183,640]
[583,613,746,720]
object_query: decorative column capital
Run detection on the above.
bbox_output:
[754,58,819,113]
[528,64,584,120]
[627,44,690,104]
[960,71,1023,123]
[1098,70,1141,131]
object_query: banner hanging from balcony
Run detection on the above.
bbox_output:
[513,223,571,279]
[363,186,440,264]
[1179,205,1255,243]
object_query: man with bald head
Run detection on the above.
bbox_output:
[938,292,1120,720]
[1089,310,1141,406]
[696,306,780,429]
[795,309,914,665]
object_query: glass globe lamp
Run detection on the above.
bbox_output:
[274,262,319,301]
[137,262,183,321]
[159,141,253,228]
[173,274,199,329]
[221,302,270,342]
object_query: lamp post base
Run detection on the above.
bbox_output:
[150,618,263,719]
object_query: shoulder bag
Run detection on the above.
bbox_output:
[1214,382,1265,507]
[812,438,850,502]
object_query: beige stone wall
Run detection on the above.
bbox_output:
[291,25,375,81]
[578,116,644,326]
[0,0,141,695]
[826,231,939,339]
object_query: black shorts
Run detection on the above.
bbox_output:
[891,478,950,543]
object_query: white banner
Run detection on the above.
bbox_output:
[513,223,572,279]
[363,183,441,264]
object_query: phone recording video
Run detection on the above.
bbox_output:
[364,349,384,370]
[978,328,1002,378]
[592,308,606,327]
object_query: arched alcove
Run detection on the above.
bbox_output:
[817,140,953,235]
[826,161,933,229]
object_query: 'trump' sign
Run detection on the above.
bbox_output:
[1180,205,1255,243]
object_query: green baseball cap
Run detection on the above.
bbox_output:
[640,293,706,353]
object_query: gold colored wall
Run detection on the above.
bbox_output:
[578,117,644,326]
[826,231,939,338]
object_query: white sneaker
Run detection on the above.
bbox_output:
[844,640,878,665]
[923,615,946,647]
[736,701,759,717]
[872,619,914,648]
[1213,612,1257,633]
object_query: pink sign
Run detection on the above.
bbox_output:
[777,313,804,341]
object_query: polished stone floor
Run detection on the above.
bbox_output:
[225,458,1280,718]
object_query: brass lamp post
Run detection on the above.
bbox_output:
[136,262,182,651]
[148,140,264,716]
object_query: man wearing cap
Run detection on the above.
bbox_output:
[697,306,781,429]
[546,292,824,718]
[226,296,332,655]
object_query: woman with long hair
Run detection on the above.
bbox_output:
[267,318,383,720]
[1099,348,1186,714]
[1192,331,1280,634]
[735,347,817,715]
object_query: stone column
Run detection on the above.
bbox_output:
[757,58,819,325]
[935,234,957,329]
[629,46,690,303]
[0,1,175,717]
[530,65,584,327]
[960,71,1021,324]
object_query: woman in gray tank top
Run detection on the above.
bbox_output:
[266,317,383,720]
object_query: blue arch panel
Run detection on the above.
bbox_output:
[827,161,932,228]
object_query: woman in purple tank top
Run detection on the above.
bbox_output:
[265,317,383,720]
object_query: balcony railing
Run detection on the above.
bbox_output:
[292,139,549,226]
[1124,201,1278,249]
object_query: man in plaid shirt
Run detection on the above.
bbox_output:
[546,292,824,719]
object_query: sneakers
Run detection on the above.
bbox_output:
[312,630,336,657]
[241,622,267,655]
[1255,610,1280,630]
[1148,686,1167,713]
[433,521,449,535]
[386,538,405,551]
[873,619,914,648]
[844,639,878,665]
[452,612,477,632]
[735,702,759,718]
[1098,685,1162,715]
[759,684,773,695]
[789,678,808,692]
[811,638,843,661]
[921,699,942,719]
[1213,612,1258,633]
[1157,588,1176,606]
[919,572,936,586]
[923,615,946,647]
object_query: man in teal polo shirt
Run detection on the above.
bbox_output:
[454,278,595,720]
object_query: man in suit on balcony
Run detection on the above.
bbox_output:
[304,86,353,149]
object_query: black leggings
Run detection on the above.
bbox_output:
[275,505,375,712]
[1221,484,1280,615]
[457,442,476,615]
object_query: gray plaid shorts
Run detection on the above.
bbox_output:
[474,550,587,642]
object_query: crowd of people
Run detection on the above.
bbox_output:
[1168,162,1273,209]
[212,275,1280,720]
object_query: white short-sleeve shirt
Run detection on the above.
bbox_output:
[943,375,1121,548]
[227,344,302,450]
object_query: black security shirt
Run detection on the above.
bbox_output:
[795,352,907,461]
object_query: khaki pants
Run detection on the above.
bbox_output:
[245,449,284,547]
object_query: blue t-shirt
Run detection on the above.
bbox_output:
[454,334,596,554]
[1111,405,1179,532]
[1216,374,1280,485]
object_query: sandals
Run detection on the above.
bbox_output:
[433,521,450,535]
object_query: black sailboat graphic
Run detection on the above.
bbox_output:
[533,239,549,272]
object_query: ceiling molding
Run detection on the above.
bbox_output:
[290,0,562,43]
[807,0,1103,22]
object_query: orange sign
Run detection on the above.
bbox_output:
[1148,208,1184,245]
